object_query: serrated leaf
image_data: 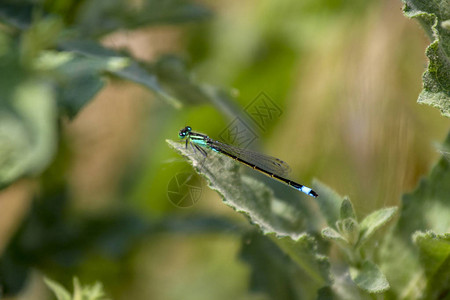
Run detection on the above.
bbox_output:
[340,197,356,221]
[403,0,450,117]
[380,132,450,296]
[312,179,342,227]
[322,227,348,248]
[44,277,71,300]
[167,139,331,285]
[168,140,294,235]
[322,227,345,242]
[349,261,389,294]
[413,231,450,298]
[391,132,450,237]
[413,231,450,276]
[358,207,397,247]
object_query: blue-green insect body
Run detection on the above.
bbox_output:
[178,126,318,198]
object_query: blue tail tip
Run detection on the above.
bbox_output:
[300,186,318,198]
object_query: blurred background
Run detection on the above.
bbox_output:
[0,0,448,299]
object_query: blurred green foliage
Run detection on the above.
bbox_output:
[44,277,108,300]
[0,0,449,299]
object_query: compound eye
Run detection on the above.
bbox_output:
[179,126,191,139]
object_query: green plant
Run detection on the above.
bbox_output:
[168,129,450,298]
[0,0,449,299]
[167,0,450,298]
[45,277,108,300]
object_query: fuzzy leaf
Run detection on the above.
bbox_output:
[413,231,450,276]
[167,139,331,286]
[340,197,356,220]
[322,227,345,242]
[312,179,342,227]
[413,231,450,298]
[349,261,389,294]
[322,227,348,248]
[44,277,71,300]
[358,207,397,247]
[403,0,450,117]
[337,218,360,246]
[380,132,450,296]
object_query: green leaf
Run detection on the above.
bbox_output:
[358,207,397,247]
[321,227,348,248]
[72,277,108,300]
[273,234,331,286]
[75,0,211,37]
[391,131,450,237]
[240,231,318,300]
[44,277,71,300]
[44,277,108,300]
[58,40,250,124]
[0,81,57,188]
[380,132,450,297]
[337,218,360,246]
[413,231,450,298]
[322,227,346,242]
[340,197,356,220]
[153,55,213,106]
[36,43,132,117]
[52,53,120,118]
[413,231,450,276]
[58,40,236,112]
[403,0,450,117]
[57,73,105,118]
[57,39,182,112]
[20,17,64,65]
[167,139,331,286]
[312,179,342,227]
[349,261,389,294]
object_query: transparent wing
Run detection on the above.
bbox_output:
[210,140,291,177]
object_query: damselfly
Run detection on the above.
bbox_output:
[178,126,318,198]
